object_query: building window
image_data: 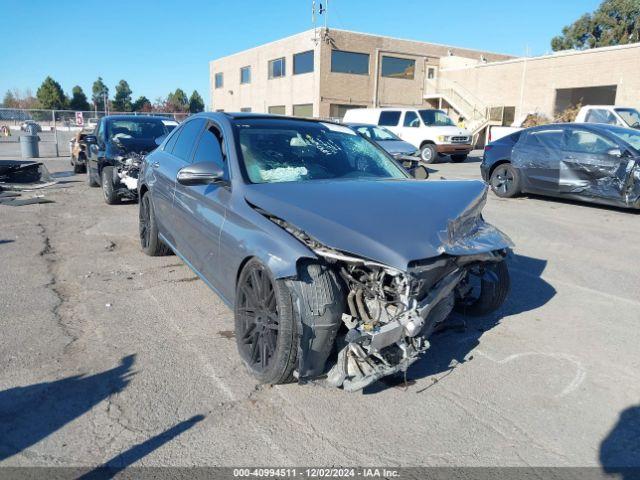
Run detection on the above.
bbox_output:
[293,104,313,117]
[214,73,223,89]
[331,50,369,75]
[240,66,251,84]
[293,50,314,75]
[268,105,286,115]
[240,107,252,112]
[381,56,415,79]
[329,104,364,120]
[378,111,401,126]
[427,68,435,80]
[215,109,224,112]
[268,57,286,79]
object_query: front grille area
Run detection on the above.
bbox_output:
[451,136,470,143]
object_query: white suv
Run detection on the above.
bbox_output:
[343,108,473,163]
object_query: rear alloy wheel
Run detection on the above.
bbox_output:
[454,261,510,316]
[420,144,438,164]
[235,259,297,385]
[489,163,520,198]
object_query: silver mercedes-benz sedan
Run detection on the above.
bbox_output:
[138,112,513,391]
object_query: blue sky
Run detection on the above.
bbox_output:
[0,0,601,109]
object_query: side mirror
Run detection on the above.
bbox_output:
[154,135,166,146]
[607,148,622,157]
[177,161,225,186]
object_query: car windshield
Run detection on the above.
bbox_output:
[107,120,168,141]
[235,119,408,184]
[607,126,640,151]
[354,125,401,141]
[615,108,640,129]
[418,110,455,126]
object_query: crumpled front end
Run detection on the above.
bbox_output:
[113,152,144,198]
[256,186,513,391]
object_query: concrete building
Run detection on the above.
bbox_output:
[209,28,512,120]
[210,29,640,143]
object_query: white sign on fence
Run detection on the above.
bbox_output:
[75,111,84,126]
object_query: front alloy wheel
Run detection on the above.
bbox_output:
[235,259,297,384]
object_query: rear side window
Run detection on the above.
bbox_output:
[162,125,181,153]
[519,128,563,149]
[172,118,205,161]
[379,111,401,126]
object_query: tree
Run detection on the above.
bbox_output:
[112,79,133,112]
[2,90,18,108]
[188,90,205,113]
[69,86,90,111]
[36,76,67,110]
[92,77,109,111]
[132,96,152,112]
[166,88,189,112]
[551,0,640,51]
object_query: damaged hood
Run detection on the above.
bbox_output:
[245,179,512,271]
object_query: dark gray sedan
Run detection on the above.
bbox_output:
[138,113,512,391]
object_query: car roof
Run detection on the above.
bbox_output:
[190,112,343,126]
[104,115,167,122]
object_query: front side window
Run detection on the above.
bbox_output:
[607,125,640,150]
[381,56,415,79]
[171,118,205,161]
[378,111,401,127]
[615,108,640,128]
[235,119,408,184]
[293,50,314,75]
[214,73,223,89]
[192,126,226,169]
[268,105,286,115]
[418,110,455,127]
[403,111,420,128]
[565,129,618,154]
[331,50,369,75]
[240,66,251,84]
[268,58,286,79]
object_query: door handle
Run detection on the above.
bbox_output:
[151,161,160,168]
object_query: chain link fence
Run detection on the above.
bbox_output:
[0,108,190,158]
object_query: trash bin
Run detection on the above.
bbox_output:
[20,134,39,159]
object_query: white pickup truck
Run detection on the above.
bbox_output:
[487,105,640,143]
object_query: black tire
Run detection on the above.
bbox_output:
[455,261,510,317]
[139,192,171,256]
[489,163,520,198]
[86,166,99,187]
[235,259,298,385]
[101,166,119,205]
[450,154,468,163]
[420,143,438,164]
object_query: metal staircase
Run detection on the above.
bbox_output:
[424,78,499,145]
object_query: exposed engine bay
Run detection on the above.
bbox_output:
[264,204,511,392]
[113,152,144,198]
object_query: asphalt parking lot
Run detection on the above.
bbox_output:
[1,151,639,470]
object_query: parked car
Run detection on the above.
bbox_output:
[575,105,640,129]
[481,123,640,209]
[69,130,92,173]
[85,115,172,204]
[344,122,428,179]
[20,120,42,133]
[138,113,512,391]
[343,108,473,163]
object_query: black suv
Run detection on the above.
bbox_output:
[85,115,172,204]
